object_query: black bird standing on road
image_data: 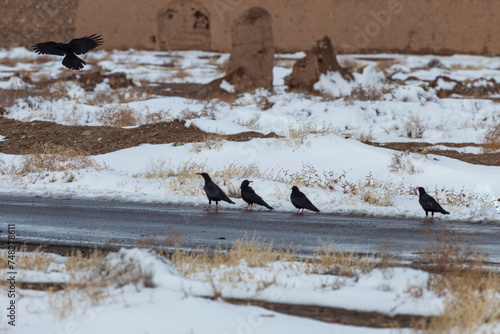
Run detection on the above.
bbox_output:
[290,186,320,215]
[196,173,235,212]
[32,34,103,70]
[240,180,273,211]
[416,187,449,223]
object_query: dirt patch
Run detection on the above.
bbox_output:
[219,298,428,328]
[367,141,500,166]
[0,117,278,155]
[0,117,497,167]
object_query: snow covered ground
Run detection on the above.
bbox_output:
[0,47,500,332]
[0,248,451,333]
[0,48,498,222]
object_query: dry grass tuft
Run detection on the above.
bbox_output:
[431,187,494,214]
[179,102,217,120]
[85,83,153,106]
[0,245,56,275]
[144,109,172,124]
[98,105,138,127]
[0,143,96,179]
[414,227,500,333]
[402,114,425,138]
[482,122,500,153]
[308,240,376,277]
[188,132,225,153]
[283,122,340,147]
[171,233,297,277]
[344,85,386,104]
[389,151,421,175]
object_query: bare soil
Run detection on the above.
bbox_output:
[367,141,500,167]
[0,117,497,168]
[0,117,278,155]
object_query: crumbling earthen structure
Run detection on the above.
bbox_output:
[3,0,500,55]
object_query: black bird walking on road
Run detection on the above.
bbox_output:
[32,34,103,70]
[196,173,235,212]
[416,187,449,223]
[240,180,273,211]
[290,186,320,215]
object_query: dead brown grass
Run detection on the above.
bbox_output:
[170,234,297,277]
[0,143,96,178]
[188,132,225,153]
[389,151,421,174]
[403,114,425,139]
[308,240,376,277]
[98,105,138,127]
[482,122,500,153]
[413,227,500,333]
[144,109,172,124]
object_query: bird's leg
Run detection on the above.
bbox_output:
[300,209,305,215]
[295,209,300,215]
[245,204,250,211]
[249,204,253,212]
[430,212,434,223]
[214,203,219,212]
[421,213,428,223]
[204,203,211,211]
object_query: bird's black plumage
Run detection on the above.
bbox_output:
[240,180,273,211]
[196,173,235,211]
[32,34,103,70]
[417,187,449,223]
[290,186,319,215]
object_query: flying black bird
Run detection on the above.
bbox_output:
[416,187,449,223]
[32,34,103,70]
[290,186,320,215]
[240,180,273,211]
[196,173,235,211]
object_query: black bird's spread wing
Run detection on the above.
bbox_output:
[67,34,103,55]
[32,41,65,56]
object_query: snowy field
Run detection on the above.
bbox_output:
[0,48,498,223]
[1,245,498,334]
[0,48,500,332]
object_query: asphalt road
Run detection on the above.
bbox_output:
[0,195,499,263]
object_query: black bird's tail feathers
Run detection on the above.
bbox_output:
[62,54,86,70]
[263,202,274,210]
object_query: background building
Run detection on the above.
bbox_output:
[2,0,500,55]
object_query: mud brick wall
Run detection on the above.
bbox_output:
[2,0,500,55]
[0,0,78,49]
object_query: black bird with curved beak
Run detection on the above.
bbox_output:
[290,186,320,215]
[416,187,449,223]
[32,34,103,70]
[240,180,273,211]
[196,173,235,212]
